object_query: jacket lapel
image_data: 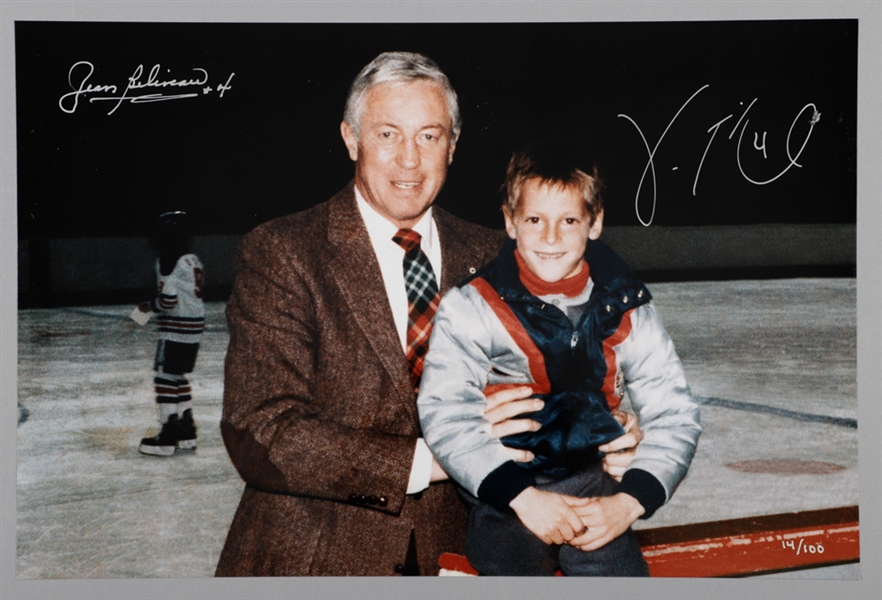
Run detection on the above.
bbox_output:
[322,192,493,423]
[324,184,415,410]
[434,207,487,294]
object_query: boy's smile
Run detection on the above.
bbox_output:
[504,178,603,283]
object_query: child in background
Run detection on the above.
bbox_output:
[135,211,205,456]
[417,141,700,575]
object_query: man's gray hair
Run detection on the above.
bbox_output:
[343,51,461,140]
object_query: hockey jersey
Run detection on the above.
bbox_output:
[150,253,205,344]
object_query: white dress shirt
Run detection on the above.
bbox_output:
[354,186,439,494]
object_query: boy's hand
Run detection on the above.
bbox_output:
[565,493,645,551]
[137,302,152,313]
[599,410,642,481]
[509,487,585,545]
[484,386,542,463]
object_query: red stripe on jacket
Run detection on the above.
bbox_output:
[600,308,634,412]
[468,277,552,396]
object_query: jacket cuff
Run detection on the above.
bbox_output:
[477,461,537,513]
[618,468,667,519]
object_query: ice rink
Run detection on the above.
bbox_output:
[15,278,859,580]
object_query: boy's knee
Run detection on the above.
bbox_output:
[465,504,558,576]
[558,530,648,577]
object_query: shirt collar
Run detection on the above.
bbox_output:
[354,184,436,252]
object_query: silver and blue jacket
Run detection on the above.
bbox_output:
[418,239,701,516]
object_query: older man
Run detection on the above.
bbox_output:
[215,52,638,577]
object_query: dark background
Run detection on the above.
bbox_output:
[16,19,857,239]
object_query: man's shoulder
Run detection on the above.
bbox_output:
[241,186,354,251]
[434,206,499,237]
[248,201,329,241]
[433,206,505,258]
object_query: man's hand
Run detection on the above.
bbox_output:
[509,487,585,545]
[599,410,643,481]
[484,386,542,463]
[565,493,645,552]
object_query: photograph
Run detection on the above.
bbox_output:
[2,2,879,600]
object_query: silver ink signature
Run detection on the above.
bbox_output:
[618,85,820,226]
[59,61,235,115]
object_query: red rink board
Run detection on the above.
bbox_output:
[439,506,859,577]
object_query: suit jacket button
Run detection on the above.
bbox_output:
[394,564,405,573]
[378,496,388,506]
[348,494,358,503]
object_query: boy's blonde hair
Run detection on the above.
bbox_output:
[501,142,605,225]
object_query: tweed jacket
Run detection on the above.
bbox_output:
[215,183,504,576]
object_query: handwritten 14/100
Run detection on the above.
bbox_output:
[782,539,825,556]
[59,61,235,116]
[619,84,821,226]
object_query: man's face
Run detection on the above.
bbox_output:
[341,79,457,229]
[504,178,603,283]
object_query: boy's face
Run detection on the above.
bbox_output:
[504,178,603,283]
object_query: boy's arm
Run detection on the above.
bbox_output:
[427,386,541,483]
[612,302,702,518]
[417,287,537,503]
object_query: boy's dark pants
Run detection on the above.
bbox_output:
[463,461,650,576]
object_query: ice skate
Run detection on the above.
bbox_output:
[177,409,198,451]
[139,414,181,456]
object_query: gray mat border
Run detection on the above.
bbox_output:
[2,2,879,600]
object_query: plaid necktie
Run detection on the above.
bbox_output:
[392,229,440,391]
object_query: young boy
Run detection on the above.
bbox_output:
[135,211,205,456]
[417,142,701,576]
